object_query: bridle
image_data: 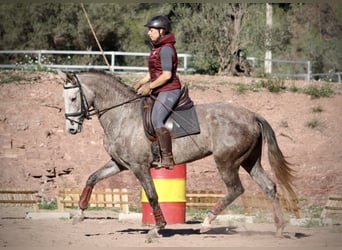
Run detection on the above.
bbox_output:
[63,73,143,125]
[63,74,92,126]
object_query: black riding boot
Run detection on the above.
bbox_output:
[151,127,175,169]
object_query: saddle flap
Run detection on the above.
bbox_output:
[165,106,201,139]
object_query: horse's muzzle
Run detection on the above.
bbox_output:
[68,128,79,134]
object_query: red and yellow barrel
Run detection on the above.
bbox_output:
[141,164,186,224]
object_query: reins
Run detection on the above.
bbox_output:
[64,73,144,120]
[91,95,143,118]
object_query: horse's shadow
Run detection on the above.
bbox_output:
[116,226,311,239]
[116,226,239,237]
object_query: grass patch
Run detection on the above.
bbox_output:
[232,81,263,94]
[128,205,142,213]
[305,118,324,129]
[260,78,286,93]
[304,205,324,218]
[289,85,299,93]
[299,204,324,228]
[186,207,207,221]
[303,218,321,228]
[38,200,58,210]
[227,204,245,214]
[0,70,33,84]
[280,120,289,128]
[235,83,249,94]
[302,85,334,98]
[312,105,323,113]
[189,84,210,91]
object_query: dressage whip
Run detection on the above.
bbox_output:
[80,3,112,72]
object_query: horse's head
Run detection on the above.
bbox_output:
[58,70,92,134]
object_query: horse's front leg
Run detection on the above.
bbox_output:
[131,165,166,236]
[73,159,126,223]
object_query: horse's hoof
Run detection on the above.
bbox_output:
[275,224,285,238]
[156,222,166,230]
[146,227,161,242]
[275,230,284,238]
[72,213,84,225]
[200,226,211,234]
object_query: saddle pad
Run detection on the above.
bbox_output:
[165,106,201,139]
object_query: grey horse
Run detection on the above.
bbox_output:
[59,70,297,236]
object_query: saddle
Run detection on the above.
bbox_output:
[141,85,201,141]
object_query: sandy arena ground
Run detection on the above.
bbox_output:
[0,207,342,248]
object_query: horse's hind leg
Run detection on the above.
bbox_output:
[201,161,244,233]
[242,159,285,236]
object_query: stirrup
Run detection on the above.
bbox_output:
[151,159,162,169]
[150,157,174,170]
[161,154,175,170]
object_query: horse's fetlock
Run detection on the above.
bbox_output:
[207,211,217,220]
[265,185,277,200]
[210,199,226,215]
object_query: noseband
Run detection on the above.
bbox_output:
[63,74,92,126]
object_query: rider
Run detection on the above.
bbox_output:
[134,15,181,170]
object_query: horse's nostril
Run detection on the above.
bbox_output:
[68,128,77,134]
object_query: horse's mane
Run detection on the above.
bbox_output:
[77,69,136,98]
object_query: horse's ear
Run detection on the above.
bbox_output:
[65,72,77,84]
[57,70,67,82]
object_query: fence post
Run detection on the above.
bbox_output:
[184,54,188,74]
[307,60,311,81]
[110,52,115,72]
[97,188,105,208]
[37,50,42,67]
[121,188,129,214]
[113,188,120,208]
[57,191,64,212]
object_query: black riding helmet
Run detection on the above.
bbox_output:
[144,15,171,34]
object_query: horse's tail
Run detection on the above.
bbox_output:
[255,113,298,215]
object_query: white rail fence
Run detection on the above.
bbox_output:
[0,50,194,73]
[248,57,341,82]
[0,50,340,82]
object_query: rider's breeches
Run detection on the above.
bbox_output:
[151,89,181,129]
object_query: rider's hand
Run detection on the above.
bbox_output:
[137,84,151,96]
[133,82,143,91]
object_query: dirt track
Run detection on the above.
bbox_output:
[0,207,341,248]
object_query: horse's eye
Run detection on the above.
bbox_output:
[71,97,77,102]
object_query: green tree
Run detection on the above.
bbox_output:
[173,3,250,75]
[288,3,342,75]
[0,3,341,77]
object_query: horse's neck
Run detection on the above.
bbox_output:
[80,73,133,110]
[80,73,138,128]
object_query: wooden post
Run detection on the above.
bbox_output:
[57,190,64,212]
[97,188,105,208]
[121,188,129,214]
[105,188,113,208]
[63,188,72,207]
[113,188,121,208]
